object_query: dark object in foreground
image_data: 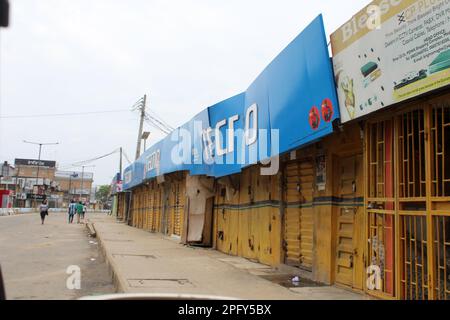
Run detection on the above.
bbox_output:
[0,265,6,300]
[0,0,9,27]
[79,293,237,300]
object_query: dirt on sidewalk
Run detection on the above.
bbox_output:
[90,214,367,300]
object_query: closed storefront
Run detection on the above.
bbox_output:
[127,181,165,234]
[166,173,187,238]
[365,96,450,300]
[214,166,282,266]
[283,157,314,271]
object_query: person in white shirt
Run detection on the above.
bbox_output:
[68,200,76,224]
[39,199,49,225]
[81,203,87,221]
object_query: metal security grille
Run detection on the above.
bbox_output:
[433,215,450,300]
[154,186,162,232]
[169,177,186,237]
[366,119,396,298]
[400,215,429,300]
[366,99,450,300]
[431,104,450,198]
[173,183,181,236]
[398,109,426,199]
[431,102,450,300]
[367,212,395,295]
[283,159,314,271]
[397,109,429,299]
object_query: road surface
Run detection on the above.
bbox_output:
[0,211,115,300]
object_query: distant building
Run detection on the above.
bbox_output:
[12,158,58,208]
[54,171,94,207]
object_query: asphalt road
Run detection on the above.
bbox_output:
[0,211,115,300]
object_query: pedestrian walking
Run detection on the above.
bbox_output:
[76,201,83,224]
[68,199,76,224]
[81,202,87,221]
[39,199,49,225]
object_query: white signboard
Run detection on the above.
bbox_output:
[55,171,94,180]
[331,0,450,123]
[124,171,132,185]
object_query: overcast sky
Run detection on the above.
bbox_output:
[0,0,370,185]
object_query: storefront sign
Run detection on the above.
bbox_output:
[55,171,93,180]
[27,194,46,201]
[15,158,56,168]
[331,0,450,123]
[123,15,338,189]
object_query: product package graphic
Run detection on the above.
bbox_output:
[429,49,450,75]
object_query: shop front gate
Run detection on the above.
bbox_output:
[366,99,450,300]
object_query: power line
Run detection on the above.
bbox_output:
[144,116,171,135]
[122,150,132,165]
[0,109,130,119]
[147,109,175,131]
[72,148,120,167]
[144,113,172,134]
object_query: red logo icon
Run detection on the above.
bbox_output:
[321,98,334,123]
[309,106,320,130]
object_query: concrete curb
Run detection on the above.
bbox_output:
[89,220,128,294]
[85,222,97,238]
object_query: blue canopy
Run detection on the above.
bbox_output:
[123,14,339,190]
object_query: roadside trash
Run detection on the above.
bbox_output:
[291,276,300,285]
[90,258,96,261]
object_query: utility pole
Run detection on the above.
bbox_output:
[135,94,147,160]
[119,147,123,179]
[78,165,95,202]
[23,140,59,208]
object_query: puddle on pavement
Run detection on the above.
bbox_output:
[260,274,326,288]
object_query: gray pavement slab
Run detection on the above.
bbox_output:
[90,214,368,300]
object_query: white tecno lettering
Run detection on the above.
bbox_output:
[245,103,258,146]
[147,150,161,172]
[342,0,404,42]
[228,114,239,153]
[215,119,227,157]
[202,127,214,163]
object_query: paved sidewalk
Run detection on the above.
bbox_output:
[89,214,368,300]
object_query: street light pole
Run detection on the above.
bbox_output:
[72,165,95,202]
[80,166,84,200]
[23,140,59,208]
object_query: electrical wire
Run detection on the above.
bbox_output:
[121,150,132,165]
[72,148,120,167]
[0,109,130,119]
[144,115,171,135]
[145,112,174,133]
[147,110,175,131]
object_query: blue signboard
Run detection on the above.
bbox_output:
[123,14,339,190]
[266,15,338,153]
[187,109,211,176]
[207,93,246,178]
[123,161,144,190]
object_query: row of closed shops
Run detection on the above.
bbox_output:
[116,0,450,299]
[117,96,449,300]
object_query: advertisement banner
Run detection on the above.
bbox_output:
[331,0,450,123]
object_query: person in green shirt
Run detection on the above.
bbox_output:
[76,201,84,224]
